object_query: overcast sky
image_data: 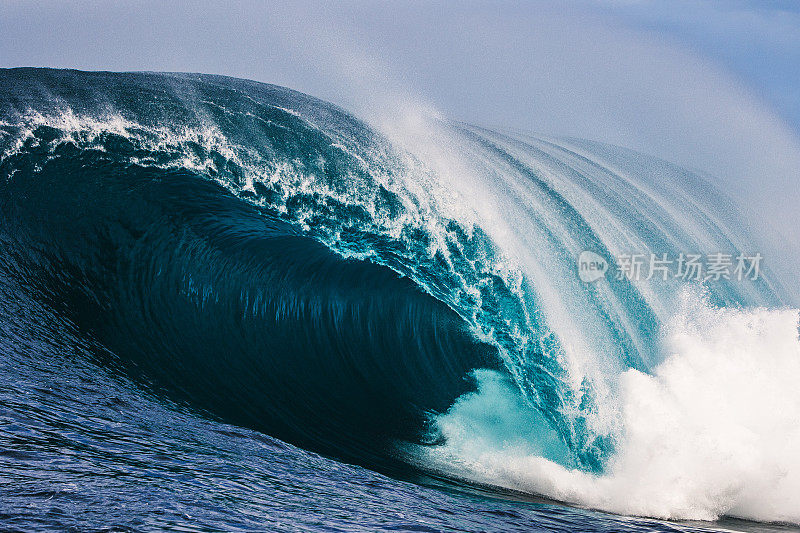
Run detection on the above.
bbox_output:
[2,0,799,277]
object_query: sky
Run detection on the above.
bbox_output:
[1,0,799,280]
[594,0,800,132]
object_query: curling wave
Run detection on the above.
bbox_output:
[1,68,798,523]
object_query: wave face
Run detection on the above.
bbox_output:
[1,68,798,524]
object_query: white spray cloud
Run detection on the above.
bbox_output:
[242,0,800,299]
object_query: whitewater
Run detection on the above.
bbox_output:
[1,68,798,531]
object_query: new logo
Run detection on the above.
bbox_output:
[578,251,608,283]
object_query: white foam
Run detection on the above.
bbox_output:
[419,291,800,523]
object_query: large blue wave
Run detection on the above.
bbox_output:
[2,68,795,522]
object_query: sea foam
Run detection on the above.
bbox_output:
[418,290,800,523]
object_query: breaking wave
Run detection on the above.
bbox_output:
[1,68,797,523]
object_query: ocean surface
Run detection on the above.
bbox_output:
[1,68,799,532]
